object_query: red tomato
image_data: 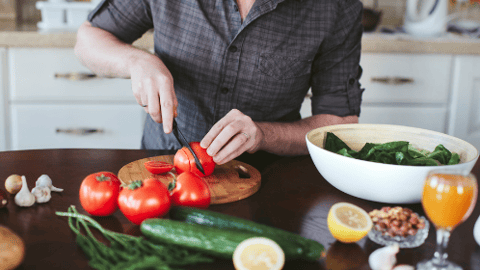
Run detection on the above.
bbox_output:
[118,178,171,225]
[169,172,211,208]
[144,160,174,174]
[174,142,215,177]
[79,172,121,216]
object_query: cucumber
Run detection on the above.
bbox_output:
[140,219,304,260]
[169,206,325,261]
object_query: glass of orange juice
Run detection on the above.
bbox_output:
[417,169,478,270]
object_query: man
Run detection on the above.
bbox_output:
[75,0,364,166]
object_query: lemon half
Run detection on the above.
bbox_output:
[233,237,285,270]
[327,202,373,243]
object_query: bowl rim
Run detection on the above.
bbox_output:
[306,123,480,168]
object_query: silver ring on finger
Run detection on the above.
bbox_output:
[141,104,148,107]
[241,132,251,140]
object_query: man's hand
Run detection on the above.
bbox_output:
[75,22,177,134]
[200,109,264,165]
[200,110,359,165]
[129,54,177,133]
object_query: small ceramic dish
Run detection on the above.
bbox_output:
[368,216,430,248]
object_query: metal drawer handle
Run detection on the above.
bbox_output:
[371,77,414,85]
[56,128,104,135]
[54,72,97,81]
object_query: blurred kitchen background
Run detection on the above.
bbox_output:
[2,0,477,31]
[0,0,479,152]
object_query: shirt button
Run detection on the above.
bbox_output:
[221,87,229,94]
[349,78,355,85]
[229,46,238,53]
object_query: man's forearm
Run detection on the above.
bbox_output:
[74,21,151,78]
[256,114,358,156]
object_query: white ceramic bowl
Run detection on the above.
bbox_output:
[306,124,479,204]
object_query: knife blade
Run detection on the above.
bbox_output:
[172,118,206,175]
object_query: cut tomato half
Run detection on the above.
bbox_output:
[144,160,174,174]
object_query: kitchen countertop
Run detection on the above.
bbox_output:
[1,20,480,55]
[1,148,480,269]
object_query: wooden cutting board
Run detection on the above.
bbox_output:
[118,155,261,204]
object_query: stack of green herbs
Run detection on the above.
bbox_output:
[56,206,213,270]
[324,132,460,166]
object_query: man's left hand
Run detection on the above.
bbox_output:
[200,109,263,165]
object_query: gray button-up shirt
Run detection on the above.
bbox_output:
[88,0,364,150]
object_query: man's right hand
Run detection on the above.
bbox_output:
[128,53,178,134]
[75,21,177,134]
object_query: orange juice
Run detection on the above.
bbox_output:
[422,173,478,230]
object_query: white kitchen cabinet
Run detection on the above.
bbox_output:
[448,55,480,151]
[0,48,6,151]
[10,104,144,150]
[8,48,135,102]
[5,48,145,150]
[301,53,452,133]
[359,53,451,133]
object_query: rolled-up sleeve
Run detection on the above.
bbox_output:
[88,0,153,44]
[310,0,364,117]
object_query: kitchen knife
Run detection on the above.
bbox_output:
[172,118,206,175]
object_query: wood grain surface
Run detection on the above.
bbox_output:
[117,155,261,204]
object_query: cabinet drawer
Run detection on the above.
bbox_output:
[10,104,145,150]
[8,48,134,101]
[360,53,452,104]
[359,106,447,133]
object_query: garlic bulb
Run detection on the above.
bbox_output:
[369,244,399,270]
[35,174,63,192]
[14,176,35,207]
[31,186,51,203]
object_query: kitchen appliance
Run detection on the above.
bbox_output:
[404,0,449,37]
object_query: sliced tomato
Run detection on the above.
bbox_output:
[144,160,174,174]
[174,142,215,177]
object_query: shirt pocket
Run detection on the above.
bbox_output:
[257,53,313,80]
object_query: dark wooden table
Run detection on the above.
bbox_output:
[1,149,480,270]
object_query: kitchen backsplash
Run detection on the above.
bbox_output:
[361,0,409,27]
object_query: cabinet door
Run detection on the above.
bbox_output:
[449,55,480,150]
[360,53,452,104]
[0,48,6,151]
[359,106,447,133]
[8,48,135,102]
[10,104,146,150]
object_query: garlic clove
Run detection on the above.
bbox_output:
[31,186,51,204]
[14,176,36,207]
[369,244,400,270]
[36,174,63,192]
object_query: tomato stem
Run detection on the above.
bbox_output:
[167,172,177,192]
[95,174,111,182]
[127,180,143,190]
